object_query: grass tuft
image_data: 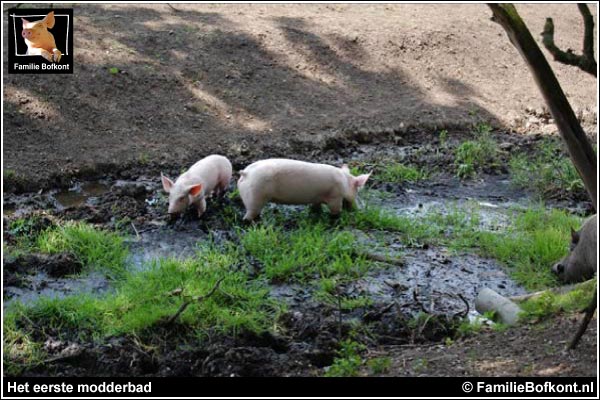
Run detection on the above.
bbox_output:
[324,340,365,377]
[375,162,428,184]
[519,278,596,321]
[241,221,370,283]
[36,221,129,279]
[454,123,499,179]
[509,138,585,200]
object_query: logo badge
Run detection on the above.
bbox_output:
[8,8,73,74]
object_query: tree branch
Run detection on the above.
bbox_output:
[488,4,597,210]
[540,6,597,77]
[567,290,597,350]
[488,3,597,349]
[578,4,595,65]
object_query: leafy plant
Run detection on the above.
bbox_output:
[325,340,365,377]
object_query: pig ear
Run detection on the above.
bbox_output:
[570,227,580,244]
[22,18,30,26]
[161,173,174,193]
[188,184,203,198]
[43,11,55,29]
[353,173,371,188]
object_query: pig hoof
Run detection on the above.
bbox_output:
[52,50,62,63]
[41,50,53,62]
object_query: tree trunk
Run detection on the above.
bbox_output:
[488,3,597,350]
[488,4,597,210]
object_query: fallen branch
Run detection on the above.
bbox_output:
[166,3,180,12]
[357,251,405,267]
[509,279,595,303]
[454,293,470,319]
[130,222,140,241]
[412,289,430,314]
[166,277,225,325]
[568,290,597,350]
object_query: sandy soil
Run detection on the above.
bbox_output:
[3,3,597,190]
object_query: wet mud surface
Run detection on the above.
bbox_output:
[2,134,595,377]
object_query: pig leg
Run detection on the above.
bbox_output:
[27,47,53,62]
[52,48,62,62]
[343,199,355,210]
[218,178,229,197]
[310,203,323,213]
[243,201,266,221]
[195,197,207,218]
[327,198,343,216]
[241,194,266,221]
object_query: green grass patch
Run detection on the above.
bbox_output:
[4,168,16,179]
[8,215,54,248]
[3,312,46,376]
[324,339,365,377]
[241,221,370,283]
[314,278,373,311]
[375,162,428,184]
[36,221,129,279]
[519,278,596,321]
[6,242,280,343]
[509,138,585,200]
[339,200,582,292]
[476,208,583,290]
[367,356,392,374]
[454,123,499,179]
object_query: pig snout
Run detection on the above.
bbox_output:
[22,30,32,39]
[552,261,565,277]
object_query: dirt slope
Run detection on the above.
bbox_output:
[3,3,597,189]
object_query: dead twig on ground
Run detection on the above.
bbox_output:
[356,250,405,267]
[509,279,595,303]
[166,277,225,325]
[166,3,180,12]
[412,289,430,314]
[454,293,470,319]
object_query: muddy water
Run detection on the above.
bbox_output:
[126,228,209,270]
[54,181,111,209]
[3,169,532,317]
[348,251,525,313]
[4,271,111,307]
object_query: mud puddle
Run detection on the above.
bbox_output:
[126,228,209,271]
[3,252,111,307]
[54,181,111,209]
[2,142,566,377]
[4,271,111,308]
[3,170,529,313]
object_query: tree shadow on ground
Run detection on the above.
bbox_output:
[3,4,498,186]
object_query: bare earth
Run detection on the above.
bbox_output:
[2,3,598,378]
[3,3,597,188]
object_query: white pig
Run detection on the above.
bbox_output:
[161,155,232,217]
[237,158,370,221]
